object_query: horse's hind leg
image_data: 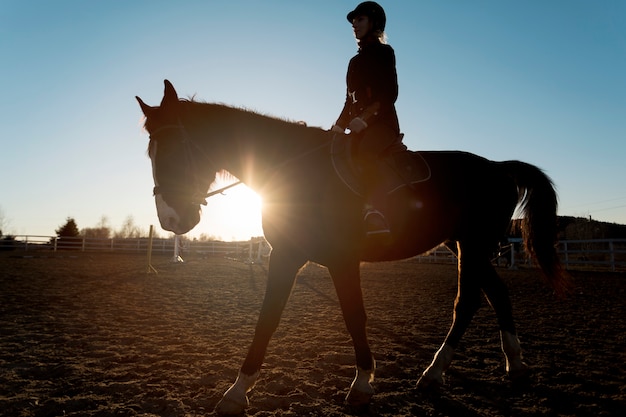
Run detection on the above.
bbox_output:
[417,242,528,390]
[417,241,484,389]
[481,271,529,380]
[329,261,375,406]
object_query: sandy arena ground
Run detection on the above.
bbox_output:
[0,252,624,416]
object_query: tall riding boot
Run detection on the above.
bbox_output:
[362,177,392,245]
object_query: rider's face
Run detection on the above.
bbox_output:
[352,15,373,40]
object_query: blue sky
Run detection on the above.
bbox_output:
[1,0,625,240]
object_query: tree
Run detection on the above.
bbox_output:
[115,215,143,238]
[55,217,81,249]
[81,215,112,239]
[0,205,10,236]
[197,233,220,242]
[56,217,80,237]
[0,206,16,250]
[96,215,111,230]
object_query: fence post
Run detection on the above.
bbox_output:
[172,235,184,262]
[257,240,263,262]
[563,241,569,269]
[509,241,516,269]
[147,225,158,274]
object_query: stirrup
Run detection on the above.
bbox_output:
[363,208,391,238]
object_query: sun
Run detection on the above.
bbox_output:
[192,182,263,241]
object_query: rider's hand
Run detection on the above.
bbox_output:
[348,117,368,133]
[331,124,345,133]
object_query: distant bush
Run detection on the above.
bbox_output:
[1,235,17,251]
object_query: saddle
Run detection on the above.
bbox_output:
[330,133,431,197]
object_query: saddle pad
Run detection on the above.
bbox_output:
[384,150,431,195]
[330,134,431,197]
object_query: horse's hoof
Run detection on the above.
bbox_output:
[508,361,531,381]
[215,370,258,415]
[416,372,443,391]
[418,343,453,391]
[346,388,373,406]
[214,395,248,416]
[345,365,375,406]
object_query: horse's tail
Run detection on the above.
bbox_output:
[504,161,571,296]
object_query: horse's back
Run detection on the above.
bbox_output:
[362,150,519,262]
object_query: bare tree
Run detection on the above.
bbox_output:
[81,215,112,239]
[116,215,143,238]
[96,215,111,230]
[198,233,220,242]
[0,205,10,236]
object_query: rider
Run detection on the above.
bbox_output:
[331,1,402,242]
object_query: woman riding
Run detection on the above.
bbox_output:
[331,1,402,242]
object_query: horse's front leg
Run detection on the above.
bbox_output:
[215,250,305,415]
[329,261,375,406]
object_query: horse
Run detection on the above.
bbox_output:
[136,80,569,414]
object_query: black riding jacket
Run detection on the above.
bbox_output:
[335,40,400,136]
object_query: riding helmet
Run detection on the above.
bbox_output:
[347,1,386,32]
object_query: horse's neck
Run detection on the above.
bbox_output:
[199,106,322,186]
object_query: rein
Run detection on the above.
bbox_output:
[205,180,243,197]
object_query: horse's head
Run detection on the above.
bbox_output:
[136,80,217,235]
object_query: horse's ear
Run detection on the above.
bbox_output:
[161,79,179,107]
[136,96,153,116]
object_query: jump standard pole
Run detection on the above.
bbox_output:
[146,225,158,274]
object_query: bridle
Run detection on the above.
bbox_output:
[148,119,332,205]
[149,120,242,206]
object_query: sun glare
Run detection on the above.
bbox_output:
[193,183,263,241]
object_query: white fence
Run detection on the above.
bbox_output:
[1,235,625,271]
[558,239,626,271]
[411,238,626,272]
[0,235,270,260]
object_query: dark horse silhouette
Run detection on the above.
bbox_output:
[137,80,569,414]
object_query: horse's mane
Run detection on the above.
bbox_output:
[143,98,315,155]
[180,98,320,132]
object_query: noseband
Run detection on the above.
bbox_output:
[149,121,242,205]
